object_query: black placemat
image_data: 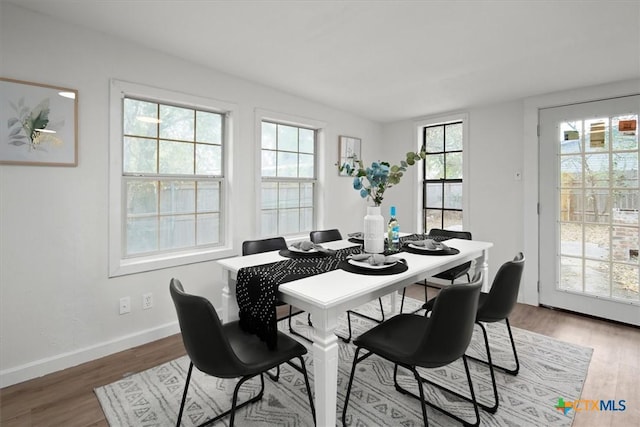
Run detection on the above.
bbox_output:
[278,248,335,258]
[338,259,409,275]
[402,243,460,256]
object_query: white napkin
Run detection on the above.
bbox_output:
[291,241,316,251]
[290,241,335,254]
[410,239,450,251]
[349,253,400,266]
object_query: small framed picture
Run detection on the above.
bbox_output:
[0,77,78,166]
[338,135,361,176]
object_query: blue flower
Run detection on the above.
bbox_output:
[353,177,362,190]
[337,149,426,206]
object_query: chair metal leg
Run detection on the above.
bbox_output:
[348,297,385,324]
[503,318,520,374]
[338,297,385,343]
[287,306,294,332]
[176,362,194,427]
[336,311,353,343]
[287,356,316,425]
[288,306,313,344]
[395,357,480,427]
[289,327,313,343]
[461,356,481,425]
[393,363,429,426]
[467,318,520,375]
[470,321,499,413]
[228,374,265,427]
[342,347,374,426]
[176,362,265,427]
[267,365,280,381]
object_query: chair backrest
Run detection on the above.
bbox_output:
[169,278,243,377]
[428,228,472,241]
[242,237,287,255]
[415,273,482,367]
[477,252,525,322]
[310,229,342,244]
[429,228,473,281]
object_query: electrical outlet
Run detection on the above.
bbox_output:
[142,293,153,310]
[119,296,131,315]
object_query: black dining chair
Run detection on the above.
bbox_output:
[242,236,288,255]
[470,252,525,412]
[170,278,315,427]
[342,274,483,427]
[309,228,342,244]
[422,252,525,413]
[309,228,386,343]
[242,237,312,345]
[400,228,473,313]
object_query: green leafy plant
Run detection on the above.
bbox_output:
[7,97,52,151]
[338,148,426,206]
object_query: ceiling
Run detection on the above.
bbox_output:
[7,0,640,122]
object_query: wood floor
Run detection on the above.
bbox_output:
[1,284,638,427]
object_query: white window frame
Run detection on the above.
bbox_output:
[109,80,237,277]
[413,112,469,234]
[254,109,326,239]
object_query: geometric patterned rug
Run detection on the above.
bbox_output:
[95,296,592,426]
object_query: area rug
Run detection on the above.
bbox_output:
[95,297,592,426]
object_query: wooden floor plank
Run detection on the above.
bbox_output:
[1,284,638,427]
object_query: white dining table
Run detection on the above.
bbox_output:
[217,237,493,426]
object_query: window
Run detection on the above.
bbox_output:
[260,120,317,237]
[422,120,465,231]
[109,80,236,276]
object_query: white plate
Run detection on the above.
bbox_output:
[288,246,319,253]
[348,259,397,270]
[408,243,443,251]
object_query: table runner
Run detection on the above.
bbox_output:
[237,246,361,349]
[236,234,427,349]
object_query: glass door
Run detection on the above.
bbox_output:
[539,95,639,326]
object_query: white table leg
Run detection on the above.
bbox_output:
[478,249,491,292]
[389,291,398,315]
[221,273,239,323]
[311,309,340,427]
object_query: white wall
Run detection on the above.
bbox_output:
[381,103,524,286]
[0,3,381,387]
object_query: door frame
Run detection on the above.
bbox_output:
[522,79,640,308]
[538,95,639,325]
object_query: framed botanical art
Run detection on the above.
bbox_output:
[0,77,78,166]
[338,135,361,176]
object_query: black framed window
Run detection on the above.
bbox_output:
[422,121,464,231]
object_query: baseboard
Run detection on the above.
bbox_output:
[0,321,180,388]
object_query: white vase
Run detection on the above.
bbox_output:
[364,205,385,253]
